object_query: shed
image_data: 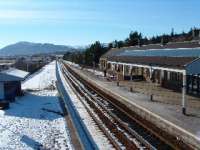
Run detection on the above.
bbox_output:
[0,68,29,101]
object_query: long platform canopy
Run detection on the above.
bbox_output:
[102,45,200,75]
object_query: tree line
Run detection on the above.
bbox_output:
[63,27,200,67]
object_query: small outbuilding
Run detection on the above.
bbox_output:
[0,68,29,102]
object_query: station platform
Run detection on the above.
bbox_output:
[119,80,200,109]
[70,65,200,149]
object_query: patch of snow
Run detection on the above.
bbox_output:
[1,68,29,79]
[0,61,73,150]
[197,131,200,140]
[64,60,104,77]
[22,61,56,90]
[64,61,81,69]
[86,68,104,77]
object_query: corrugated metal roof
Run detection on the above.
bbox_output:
[118,48,200,57]
[101,40,200,59]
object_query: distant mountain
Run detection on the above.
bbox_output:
[0,41,76,56]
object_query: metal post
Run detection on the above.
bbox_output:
[167,71,170,80]
[182,71,187,115]
[149,67,153,80]
[116,63,119,86]
[160,70,164,83]
[130,66,133,81]
[123,64,125,80]
[150,94,153,101]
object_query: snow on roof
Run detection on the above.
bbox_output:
[1,68,29,79]
[0,63,13,66]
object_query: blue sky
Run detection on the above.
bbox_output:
[0,0,199,48]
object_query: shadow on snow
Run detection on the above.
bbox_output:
[4,92,63,121]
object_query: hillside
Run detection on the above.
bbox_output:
[0,41,76,56]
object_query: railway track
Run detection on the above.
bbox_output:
[61,66,142,149]
[56,62,98,150]
[60,61,186,150]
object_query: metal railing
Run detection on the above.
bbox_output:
[56,60,98,150]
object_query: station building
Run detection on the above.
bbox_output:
[0,68,29,102]
[100,40,200,114]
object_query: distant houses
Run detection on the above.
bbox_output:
[0,60,15,71]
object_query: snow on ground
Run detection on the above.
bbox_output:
[64,60,104,77]
[23,62,56,90]
[64,61,81,69]
[86,69,104,77]
[0,61,73,150]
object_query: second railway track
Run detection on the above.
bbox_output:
[60,61,192,150]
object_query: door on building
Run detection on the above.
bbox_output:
[4,82,16,101]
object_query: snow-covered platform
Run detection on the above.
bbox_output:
[0,61,72,150]
[69,64,200,149]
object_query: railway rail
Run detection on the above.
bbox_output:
[61,64,142,149]
[60,61,193,150]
